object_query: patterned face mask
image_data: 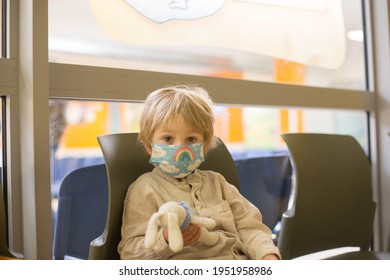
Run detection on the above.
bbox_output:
[149,143,205,178]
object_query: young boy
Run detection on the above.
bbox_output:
[118,85,280,260]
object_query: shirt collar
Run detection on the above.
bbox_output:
[152,167,202,186]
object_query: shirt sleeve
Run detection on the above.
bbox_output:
[117,176,176,260]
[218,174,282,260]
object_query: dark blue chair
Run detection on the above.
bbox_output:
[235,155,293,243]
[53,164,108,259]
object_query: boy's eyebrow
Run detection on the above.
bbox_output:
[158,131,202,135]
[157,127,202,134]
[156,129,173,134]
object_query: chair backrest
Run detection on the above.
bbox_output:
[277,133,376,259]
[235,155,292,231]
[53,164,108,259]
[89,132,240,259]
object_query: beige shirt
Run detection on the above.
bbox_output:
[118,168,281,260]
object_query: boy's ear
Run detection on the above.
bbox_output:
[202,143,208,155]
[144,142,152,155]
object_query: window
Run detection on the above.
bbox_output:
[48,0,374,259]
[49,0,366,90]
[49,99,368,239]
[0,0,6,203]
[0,0,4,58]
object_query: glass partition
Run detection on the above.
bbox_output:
[1,0,4,58]
[48,0,371,259]
[49,98,368,200]
[49,0,366,90]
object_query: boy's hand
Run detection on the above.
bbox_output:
[163,223,201,246]
[262,254,279,260]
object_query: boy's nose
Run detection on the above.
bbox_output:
[175,140,186,146]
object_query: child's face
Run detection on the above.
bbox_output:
[146,117,205,154]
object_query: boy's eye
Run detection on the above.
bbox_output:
[163,136,172,142]
[187,137,197,143]
[162,136,174,143]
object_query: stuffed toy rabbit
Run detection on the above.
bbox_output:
[144,201,220,252]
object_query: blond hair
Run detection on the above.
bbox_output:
[139,85,217,153]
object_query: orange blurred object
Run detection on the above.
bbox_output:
[274,59,305,134]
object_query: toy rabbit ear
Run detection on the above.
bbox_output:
[144,212,163,249]
[167,212,184,253]
[191,216,216,229]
